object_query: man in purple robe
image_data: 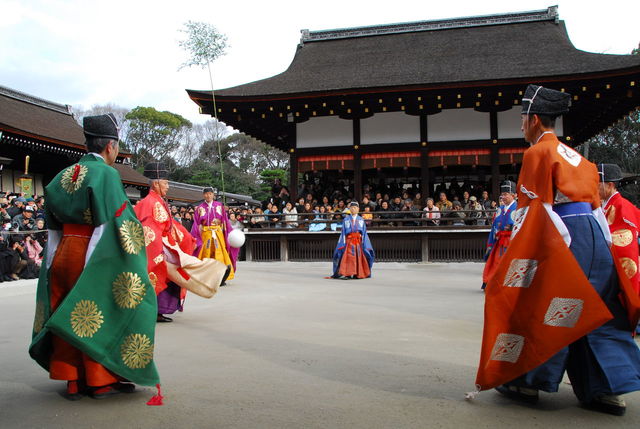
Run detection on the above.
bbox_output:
[190,187,238,283]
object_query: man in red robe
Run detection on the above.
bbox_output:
[134,163,230,323]
[598,164,640,294]
[476,85,640,416]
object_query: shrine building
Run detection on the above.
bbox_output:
[187,6,640,202]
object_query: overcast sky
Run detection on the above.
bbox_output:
[1,0,638,125]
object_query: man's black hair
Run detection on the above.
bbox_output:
[86,136,115,154]
[528,114,556,129]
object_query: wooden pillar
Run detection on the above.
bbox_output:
[419,114,429,202]
[489,111,500,200]
[280,235,289,262]
[353,119,362,202]
[289,151,298,201]
[421,233,429,262]
[245,236,253,261]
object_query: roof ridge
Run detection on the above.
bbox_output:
[300,5,558,43]
[0,85,74,115]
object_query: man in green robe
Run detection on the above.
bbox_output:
[29,113,160,400]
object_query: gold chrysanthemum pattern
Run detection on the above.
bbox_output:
[612,229,634,247]
[119,220,145,255]
[148,272,158,288]
[112,272,146,309]
[83,208,93,225]
[620,257,638,279]
[153,254,164,264]
[153,202,168,223]
[121,333,154,369]
[143,226,156,247]
[60,164,88,194]
[70,300,103,338]
[33,301,45,334]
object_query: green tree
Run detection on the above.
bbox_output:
[125,106,192,169]
[256,169,288,202]
[578,44,640,205]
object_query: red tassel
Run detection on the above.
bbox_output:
[177,267,190,281]
[115,202,127,218]
[71,164,81,182]
[146,383,164,406]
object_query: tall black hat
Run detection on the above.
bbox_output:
[143,162,169,180]
[500,180,517,194]
[83,113,119,140]
[521,84,571,117]
[597,163,623,183]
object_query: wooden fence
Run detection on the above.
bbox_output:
[242,228,489,263]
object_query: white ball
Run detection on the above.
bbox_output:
[228,228,246,248]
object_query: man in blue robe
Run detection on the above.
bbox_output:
[331,202,374,279]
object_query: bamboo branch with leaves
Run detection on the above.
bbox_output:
[178,20,229,203]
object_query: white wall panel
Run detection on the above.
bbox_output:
[296,116,352,148]
[361,112,420,145]
[497,107,523,139]
[498,106,563,139]
[427,108,490,141]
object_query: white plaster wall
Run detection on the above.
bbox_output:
[361,112,420,145]
[498,106,563,139]
[427,108,490,141]
[296,116,353,148]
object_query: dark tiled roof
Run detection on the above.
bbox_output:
[0,85,85,147]
[113,162,148,186]
[205,9,640,98]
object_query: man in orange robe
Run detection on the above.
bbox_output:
[476,85,640,416]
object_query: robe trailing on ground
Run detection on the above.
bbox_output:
[29,154,160,387]
[475,134,640,399]
[331,214,374,279]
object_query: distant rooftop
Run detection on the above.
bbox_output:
[300,6,558,43]
[0,85,73,116]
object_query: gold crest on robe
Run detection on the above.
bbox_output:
[153,202,169,223]
[612,229,634,248]
[620,257,638,279]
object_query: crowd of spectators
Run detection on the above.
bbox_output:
[0,177,502,282]
[1,192,47,282]
[228,178,502,230]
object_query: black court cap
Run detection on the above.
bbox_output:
[521,84,571,117]
[83,113,119,140]
[598,163,623,182]
[203,187,215,194]
[143,162,169,180]
[500,180,517,194]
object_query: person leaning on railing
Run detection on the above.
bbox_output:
[282,202,298,228]
[465,196,485,225]
[401,199,421,226]
[449,201,466,226]
[422,198,441,226]
[376,200,395,227]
